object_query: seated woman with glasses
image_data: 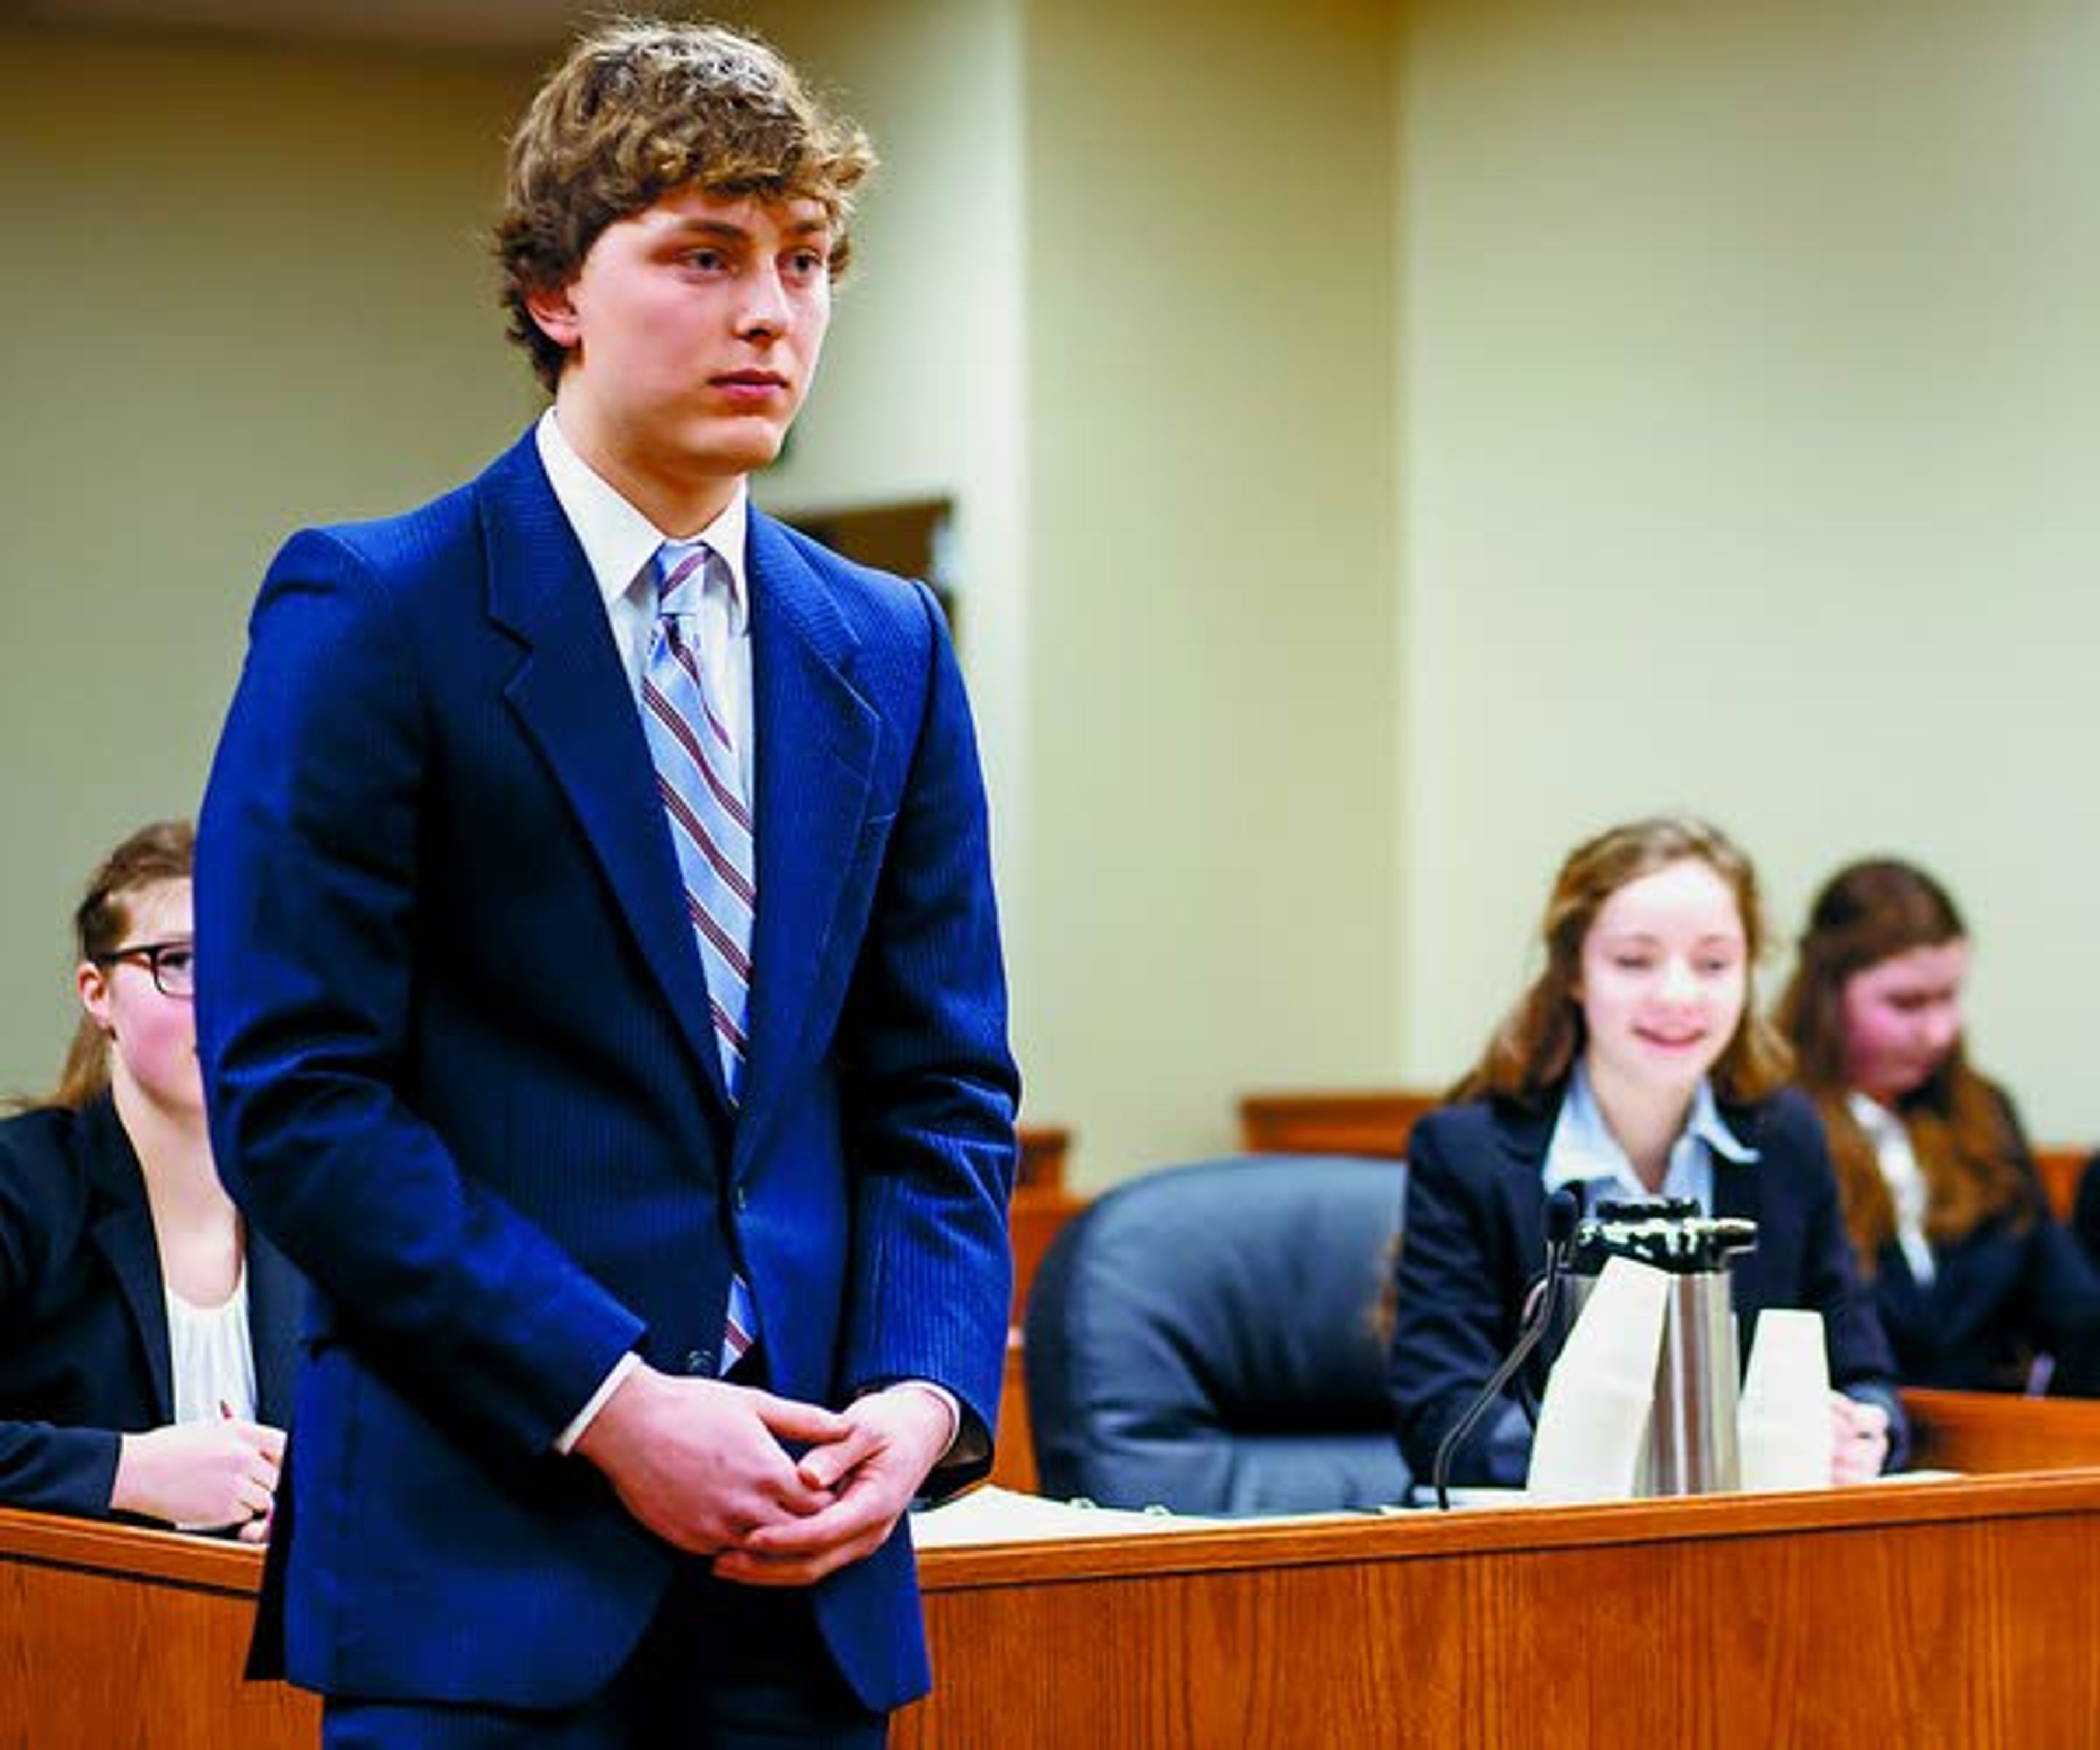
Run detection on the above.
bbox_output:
[0,820,296,1538]
[1776,858,2100,1395]
[1387,816,1903,1491]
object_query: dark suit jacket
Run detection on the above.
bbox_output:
[1388,1082,1900,1486]
[0,1095,299,1519]
[1870,1088,2100,1393]
[196,430,1018,1714]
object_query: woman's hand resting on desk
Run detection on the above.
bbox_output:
[1829,1393,1890,1485]
[111,1418,286,1541]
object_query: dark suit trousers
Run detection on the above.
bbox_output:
[321,1566,886,1748]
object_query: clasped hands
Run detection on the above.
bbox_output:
[575,1363,953,1586]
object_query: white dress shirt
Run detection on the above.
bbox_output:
[1848,1091,1935,1285]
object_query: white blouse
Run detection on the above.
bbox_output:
[166,1268,258,1426]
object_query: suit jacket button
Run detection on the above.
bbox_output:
[685,1348,716,1375]
[732,1183,749,1212]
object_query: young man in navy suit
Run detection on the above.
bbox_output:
[196,20,1018,1745]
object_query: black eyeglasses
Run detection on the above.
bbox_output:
[94,938,196,999]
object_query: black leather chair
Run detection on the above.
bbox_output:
[1023,1154,1411,1514]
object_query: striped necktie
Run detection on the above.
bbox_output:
[643,538,759,1371]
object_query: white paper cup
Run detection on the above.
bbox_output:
[1738,1309,1831,1491]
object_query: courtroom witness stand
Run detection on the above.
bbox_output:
[1777,858,2100,1395]
[1389,815,1904,1489]
[0,821,294,1538]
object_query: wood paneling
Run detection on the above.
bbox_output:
[0,1514,315,1749]
[1238,1088,1440,1159]
[1014,1122,1070,1192]
[1904,1385,2100,1472]
[14,1391,2100,1746]
[993,1123,1083,1494]
[902,1469,2100,1748]
[2034,1145,2091,1223]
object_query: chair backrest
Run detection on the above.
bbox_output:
[1023,1154,1411,1514]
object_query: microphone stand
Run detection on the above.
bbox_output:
[1431,1187,1583,1511]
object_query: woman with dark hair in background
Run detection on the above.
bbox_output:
[1776,858,2100,1394]
[1388,815,1901,1490]
[0,821,295,1535]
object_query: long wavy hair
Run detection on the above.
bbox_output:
[35,820,196,1112]
[1455,814,1789,1110]
[1775,858,2031,1270]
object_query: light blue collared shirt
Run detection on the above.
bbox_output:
[1462,1062,1765,1489]
[1541,1059,1759,1214]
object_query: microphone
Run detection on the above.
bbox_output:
[1431,1186,1583,1510]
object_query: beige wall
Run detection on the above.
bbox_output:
[750,0,1035,1034]
[0,30,540,1093]
[0,5,1404,1191]
[10,0,2092,1177]
[1020,0,1404,1183]
[1396,0,2100,1138]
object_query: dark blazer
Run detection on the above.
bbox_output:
[1388,1082,1900,1486]
[1869,1089,2100,1393]
[0,1095,299,1519]
[196,430,1018,1714]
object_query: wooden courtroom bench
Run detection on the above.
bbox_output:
[1238,1087,1437,1159]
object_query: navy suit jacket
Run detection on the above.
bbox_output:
[1387,1083,1901,1486]
[1870,1089,2100,1393]
[0,1095,299,1519]
[196,431,1019,1712]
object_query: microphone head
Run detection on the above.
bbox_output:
[1543,1186,1583,1248]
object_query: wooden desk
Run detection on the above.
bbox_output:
[901,1468,2100,1747]
[10,1392,2098,1748]
[0,1511,318,1749]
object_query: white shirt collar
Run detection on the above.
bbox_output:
[534,408,751,634]
[1849,1089,1936,1283]
[1542,1059,1758,1206]
[1847,1089,1902,1145]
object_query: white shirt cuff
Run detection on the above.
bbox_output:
[880,1379,962,1460]
[555,1350,643,1454]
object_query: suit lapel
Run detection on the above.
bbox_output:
[735,512,878,1154]
[1490,1098,1559,1287]
[481,434,731,1110]
[1710,1101,1764,1310]
[245,1233,303,1426]
[1710,1158,1759,1222]
[81,1101,174,1423]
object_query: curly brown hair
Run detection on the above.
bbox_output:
[494,18,878,393]
[1775,858,2033,1273]
[1456,814,1789,1110]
